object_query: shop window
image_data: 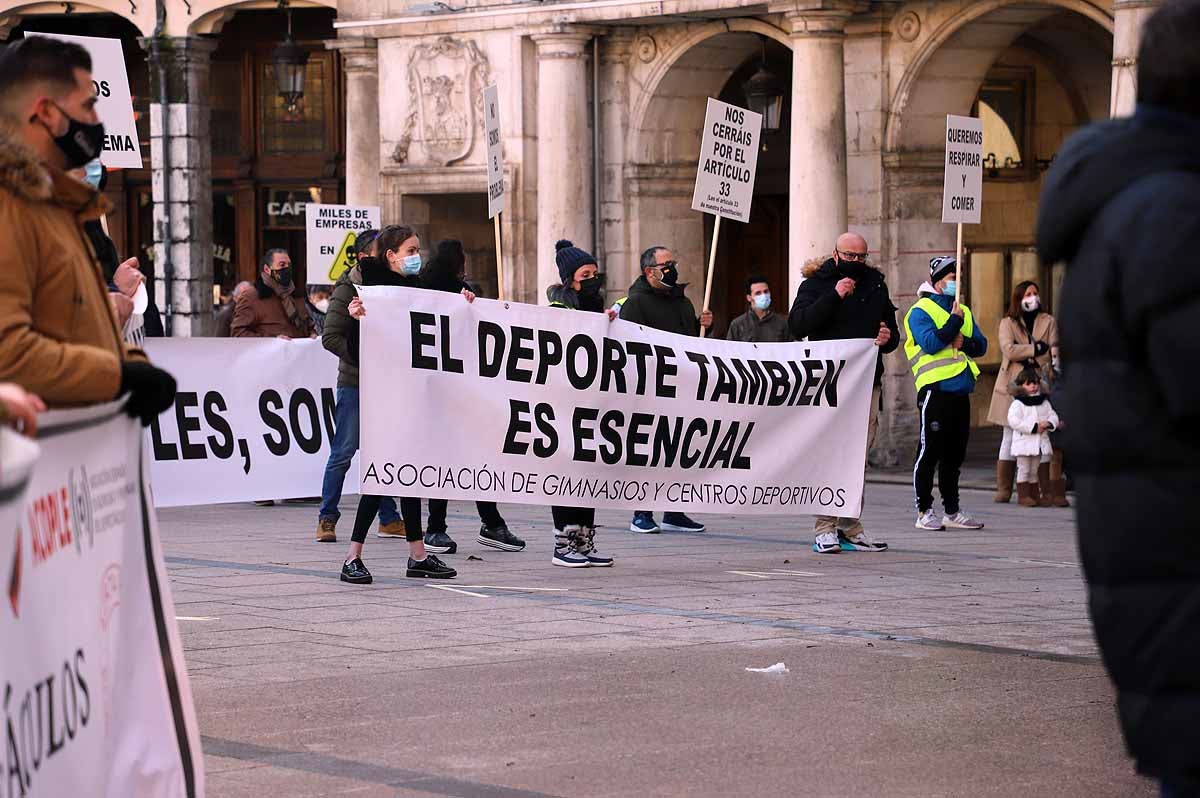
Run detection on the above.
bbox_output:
[973,67,1034,181]
[259,56,328,154]
[261,186,325,288]
[212,60,245,158]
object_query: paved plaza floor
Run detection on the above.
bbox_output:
[160,482,1152,797]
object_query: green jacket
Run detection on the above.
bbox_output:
[322,264,362,389]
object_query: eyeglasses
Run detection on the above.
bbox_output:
[656,260,679,270]
[837,250,868,262]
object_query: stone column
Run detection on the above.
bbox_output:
[1110,0,1163,117]
[532,27,596,301]
[328,38,380,206]
[774,2,854,294]
[144,35,217,337]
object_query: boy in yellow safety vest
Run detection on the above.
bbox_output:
[903,256,988,532]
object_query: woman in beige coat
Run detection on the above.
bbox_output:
[986,281,1068,506]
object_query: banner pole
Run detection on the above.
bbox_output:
[494,212,504,301]
[955,221,963,305]
[699,214,721,339]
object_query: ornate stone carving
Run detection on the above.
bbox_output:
[393,36,492,166]
[895,11,921,42]
[635,34,657,63]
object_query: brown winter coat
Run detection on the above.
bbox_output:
[231,280,314,339]
[0,131,141,407]
[986,312,1059,426]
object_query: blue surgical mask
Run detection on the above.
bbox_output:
[753,292,771,311]
[84,159,103,189]
[942,280,957,298]
[402,254,422,275]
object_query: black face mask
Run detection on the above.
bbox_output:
[657,266,679,287]
[579,276,602,296]
[838,258,869,281]
[271,267,293,288]
[42,104,105,170]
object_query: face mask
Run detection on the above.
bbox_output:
[579,276,601,296]
[839,259,868,281]
[1021,296,1040,312]
[272,267,293,288]
[402,254,423,276]
[312,298,330,314]
[942,280,957,298]
[657,265,679,287]
[753,292,771,311]
[84,159,103,189]
[46,103,106,170]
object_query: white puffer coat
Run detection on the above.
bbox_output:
[1007,397,1060,457]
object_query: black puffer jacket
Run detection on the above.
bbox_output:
[1036,105,1200,791]
[787,258,899,385]
[618,276,698,335]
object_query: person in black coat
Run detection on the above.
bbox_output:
[1035,3,1200,792]
[788,233,899,555]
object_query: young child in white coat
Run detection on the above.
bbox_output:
[1006,368,1060,507]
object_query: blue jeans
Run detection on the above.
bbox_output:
[319,386,397,525]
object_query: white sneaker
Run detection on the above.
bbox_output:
[915,510,944,531]
[840,529,888,552]
[943,511,984,530]
[813,530,841,554]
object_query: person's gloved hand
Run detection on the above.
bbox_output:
[1034,340,1049,356]
[119,361,177,426]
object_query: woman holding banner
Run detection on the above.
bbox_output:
[545,240,616,568]
[339,225,458,583]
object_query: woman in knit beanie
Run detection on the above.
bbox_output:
[544,239,615,568]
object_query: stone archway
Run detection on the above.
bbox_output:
[0,0,153,38]
[623,19,791,309]
[185,0,336,36]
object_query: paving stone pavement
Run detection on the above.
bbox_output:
[160,482,1152,798]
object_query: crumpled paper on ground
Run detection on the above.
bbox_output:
[745,662,788,674]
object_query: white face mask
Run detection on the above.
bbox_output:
[1021,296,1040,312]
[312,298,330,314]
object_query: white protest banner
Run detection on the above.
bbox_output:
[0,403,204,797]
[305,203,381,283]
[691,97,762,224]
[31,32,142,169]
[144,339,351,507]
[941,114,983,225]
[483,85,505,219]
[359,288,876,516]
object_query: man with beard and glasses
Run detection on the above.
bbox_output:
[232,249,316,339]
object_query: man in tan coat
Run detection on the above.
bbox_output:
[0,36,175,421]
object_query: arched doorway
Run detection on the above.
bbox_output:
[879,0,1113,461]
[625,23,791,332]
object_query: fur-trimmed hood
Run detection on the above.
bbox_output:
[0,128,110,219]
[802,256,885,281]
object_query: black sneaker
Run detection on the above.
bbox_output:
[424,531,457,554]
[660,512,705,533]
[407,554,457,579]
[477,524,525,552]
[340,558,372,585]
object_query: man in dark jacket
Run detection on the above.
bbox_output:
[619,245,713,534]
[789,233,900,553]
[1035,3,1200,792]
[726,273,791,343]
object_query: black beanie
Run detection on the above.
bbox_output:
[555,239,596,285]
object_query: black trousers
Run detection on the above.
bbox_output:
[551,506,595,530]
[913,388,972,515]
[351,495,423,543]
[427,499,505,533]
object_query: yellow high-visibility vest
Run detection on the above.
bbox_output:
[903,297,981,391]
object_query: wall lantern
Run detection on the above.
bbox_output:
[742,36,785,134]
[272,4,309,113]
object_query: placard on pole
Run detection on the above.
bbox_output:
[305,203,381,282]
[941,114,983,303]
[483,85,506,300]
[690,98,763,337]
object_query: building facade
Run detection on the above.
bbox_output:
[0,0,1162,463]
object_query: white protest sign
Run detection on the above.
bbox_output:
[144,338,354,507]
[483,85,505,219]
[691,98,763,223]
[941,114,983,224]
[31,32,142,169]
[358,288,876,516]
[0,403,204,797]
[305,203,381,283]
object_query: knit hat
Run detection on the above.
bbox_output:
[929,255,957,282]
[555,239,596,285]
